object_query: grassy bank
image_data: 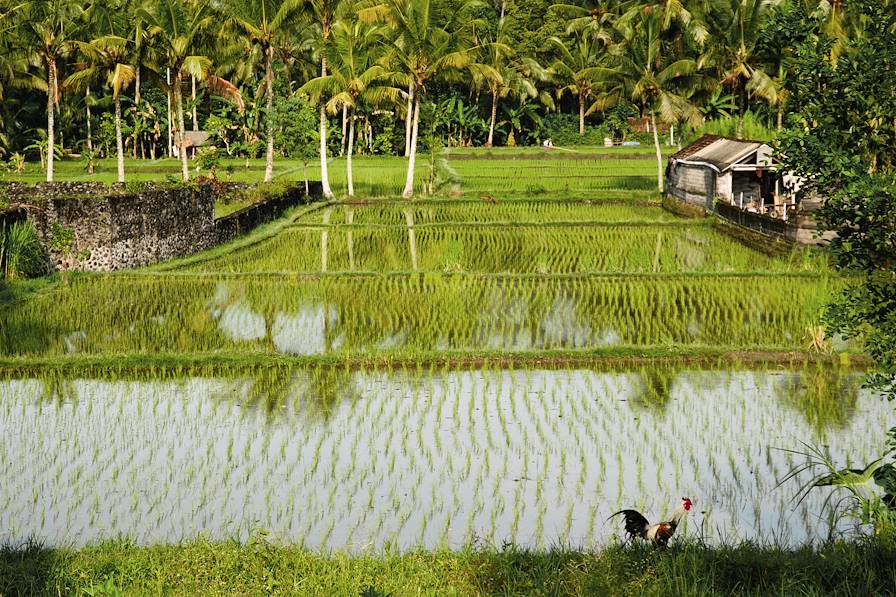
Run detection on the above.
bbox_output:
[2,539,895,596]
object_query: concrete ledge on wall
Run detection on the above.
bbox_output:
[214,182,322,244]
[1,181,320,272]
[662,194,708,219]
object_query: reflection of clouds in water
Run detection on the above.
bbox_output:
[216,302,266,342]
[62,331,88,353]
[596,327,622,347]
[376,327,408,350]
[540,296,592,348]
[273,306,339,355]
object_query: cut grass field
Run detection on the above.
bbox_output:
[2,539,895,596]
[1,149,665,198]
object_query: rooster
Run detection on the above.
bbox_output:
[608,497,693,547]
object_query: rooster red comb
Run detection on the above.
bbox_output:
[682,497,693,510]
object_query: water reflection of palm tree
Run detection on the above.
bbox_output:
[243,365,358,421]
[630,367,676,412]
[777,367,859,433]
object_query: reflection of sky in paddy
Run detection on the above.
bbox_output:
[209,285,607,356]
[1,369,890,551]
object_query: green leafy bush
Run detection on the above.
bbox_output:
[0,220,46,279]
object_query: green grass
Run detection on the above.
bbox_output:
[446,144,677,157]
[2,152,663,197]
[188,206,828,274]
[0,272,839,357]
[2,539,894,596]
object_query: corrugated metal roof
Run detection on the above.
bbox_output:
[669,135,722,160]
[671,135,770,172]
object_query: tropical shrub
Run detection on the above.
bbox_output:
[0,220,46,279]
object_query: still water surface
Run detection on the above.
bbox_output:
[1,368,888,550]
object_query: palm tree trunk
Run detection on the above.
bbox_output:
[579,92,585,136]
[404,83,414,157]
[115,93,125,183]
[346,111,355,197]
[319,57,333,198]
[345,206,354,270]
[47,58,57,183]
[737,85,746,139]
[135,65,141,105]
[402,93,421,199]
[340,105,347,156]
[264,45,275,183]
[166,67,173,158]
[650,110,663,194]
[86,88,93,153]
[176,74,189,181]
[191,74,198,130]
[487,88,497,147]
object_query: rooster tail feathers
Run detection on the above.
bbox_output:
[608,509,651,536]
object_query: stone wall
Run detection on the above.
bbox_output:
[215,182,322,244]
[714,200,832,247]
[2,182,315,272]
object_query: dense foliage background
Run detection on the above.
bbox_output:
[0,0,890,164]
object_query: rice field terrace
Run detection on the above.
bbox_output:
[0,151,872,556]
[1,366,890,551]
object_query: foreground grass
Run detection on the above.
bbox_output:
[2,539,895,596]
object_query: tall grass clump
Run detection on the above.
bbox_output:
[0,220,46,280]
[684,112,777,144]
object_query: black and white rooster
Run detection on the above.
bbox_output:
[608,497,693,547]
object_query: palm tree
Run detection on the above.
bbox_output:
[138,0,214,181]
[591,5,701,192]
[478,17,539,148]
[378,0,492,198]
[706,0,778,138]
[17,0,84,182]
[222,0,302,183]
[549,31,607,136]
[300,19,399,196]
[296,0,343,199]
[67,36,135,183]
[67,1,136,183]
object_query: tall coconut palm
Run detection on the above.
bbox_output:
[549,31,608,136]
[300,19,400,196]
[296,0,344,199]
[17,0,84,182]
[222,0,303,183]
[590,5,701,192]
[706,0,778,138]
[378,0,492,198]
[67,0,137,183]
[67,36,135,182]
[138,0,214,181]
[478,17,539,148]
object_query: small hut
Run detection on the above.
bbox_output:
[666,135,790,213]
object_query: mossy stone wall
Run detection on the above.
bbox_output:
[1,182,316,272]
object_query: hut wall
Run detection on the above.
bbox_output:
[715,173,733,202]
[668,163,714,210]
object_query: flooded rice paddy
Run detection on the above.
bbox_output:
[1,366,889,550]
[0,188,874,551]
